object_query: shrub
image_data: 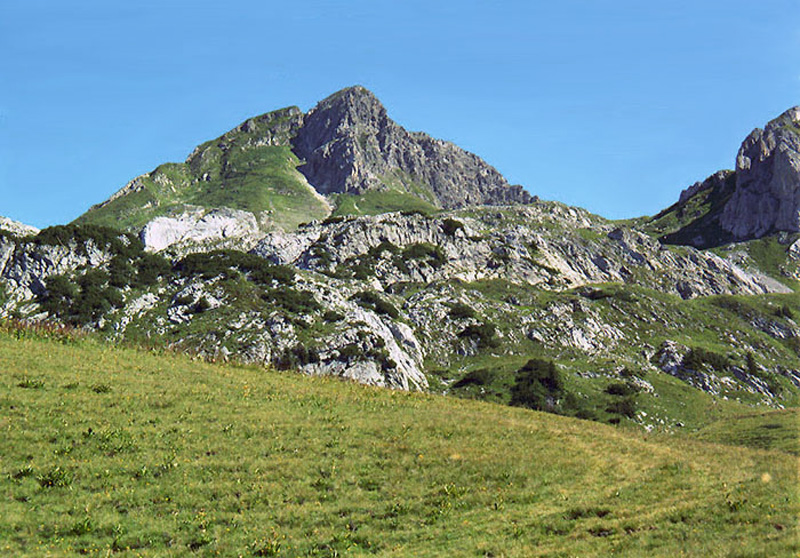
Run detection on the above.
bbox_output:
[683,347,728,372]
[402,243,446,268]
[176,250,294,285]
[510,359,564,411]
[40,269,125,325]
[276,344,320,370]
[193,297,212,313]
[458,322,500,349]
[605,382,639,397]
[323,310,345,322]
[777,304,794,320]
[351,291,400,319]
[35,224,142,258]
[441,218,465,236]
[745,351,758,376]
[619,367,643,379]
[40,275,77,317]
[108,256,136,288]
[452,368,495,388]
[368,241,401,257]
[136,252,171,286]
[448,302,476,320]
[605,397,637,419]
[322,215,346,225]
[263,288,321,315]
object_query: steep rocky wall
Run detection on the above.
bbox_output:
[720,107,800,239]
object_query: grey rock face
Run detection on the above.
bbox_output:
[721,107,800,239]
[253,205,787,299]
[0,238,112,309]
[291,86,533,208]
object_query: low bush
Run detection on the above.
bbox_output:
[605,397,637,419]
[323,310,345,322]
[276,344,320,370]
[176,251,294,286]
[683,347,728,372]
[510,358,564,411]
[448,302,476,320]
[776,304,794,320]
[441,218,465,236]
[35,224,142,259]
[402,243,446,268]
[457,322,500,349]
[136,253,171,286]
[605,382,639,397]
[452,368,495,388]
[263,288,321,315]
[40,270,125,325]
[351,291,400,319]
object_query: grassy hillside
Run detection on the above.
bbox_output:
[1,325,797,557]
[76,109,331,232]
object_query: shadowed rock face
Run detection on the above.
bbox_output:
[291,86,533,208]
[721,107,800,239]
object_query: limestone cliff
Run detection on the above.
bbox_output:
[721,107,800,239]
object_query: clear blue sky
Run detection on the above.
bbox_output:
[2,0,798,228]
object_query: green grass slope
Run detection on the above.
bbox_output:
[1,326,797,557]
[76,109,331,232]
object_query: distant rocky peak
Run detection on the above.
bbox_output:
[307,85,388,130]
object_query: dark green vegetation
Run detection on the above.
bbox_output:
[13,223,800,432]
[33,225,171,326]
[1,324,797,557]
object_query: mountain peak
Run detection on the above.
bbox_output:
[77,86,533,232]
[293,87,533,207]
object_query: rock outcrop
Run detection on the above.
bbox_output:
[721,107,800,239]
[652,107,800,248]
[253,204,788,299]
[140,206,262,253]
[0,216,39,238]
[77,86,533,237]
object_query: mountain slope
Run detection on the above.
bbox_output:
[2,325,797,557]
[3,207,800,428]
[76,87,532,236]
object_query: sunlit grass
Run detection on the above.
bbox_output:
[1,328,797,556]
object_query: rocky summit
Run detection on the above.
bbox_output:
[2,95,800,430]
[649,106,800,248]
[721,107,800,239]
[292,86,532,208]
